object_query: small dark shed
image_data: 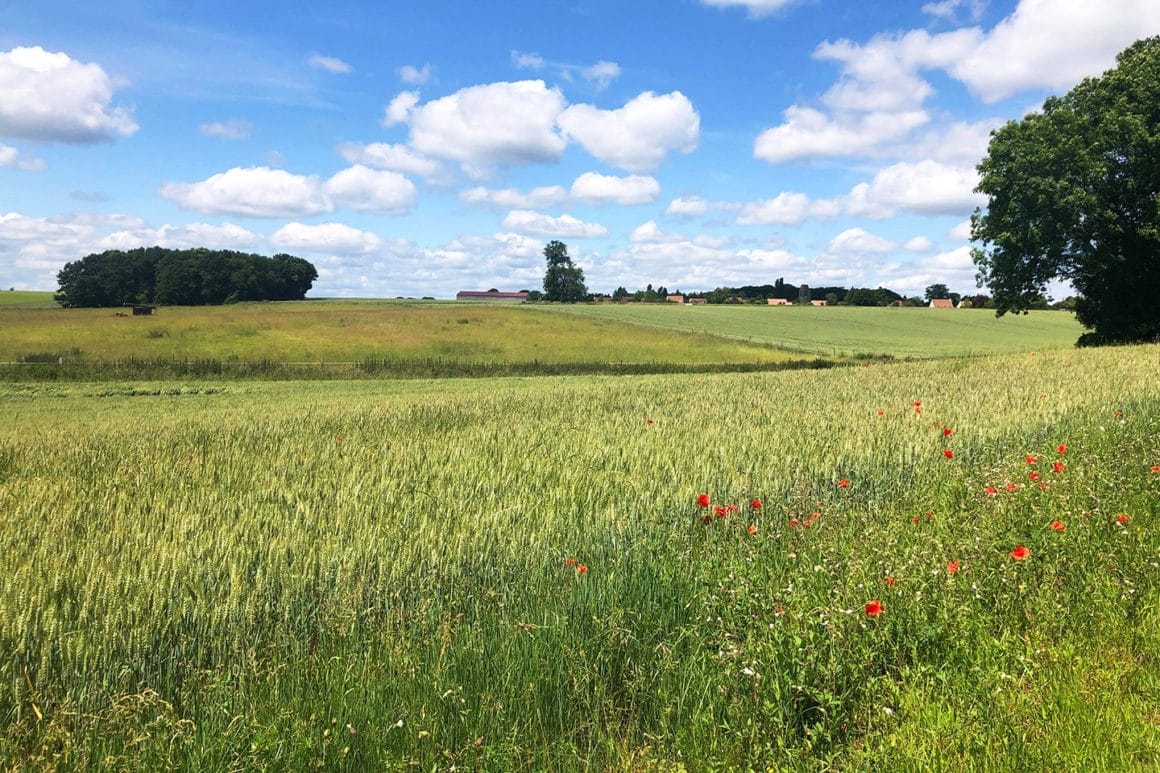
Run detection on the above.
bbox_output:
[132,305,155,316]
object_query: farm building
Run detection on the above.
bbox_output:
[666,294,685,304]
[767,298,791,306]
[455,290,529,302]
[810,299,828,306]
[688,297,708,304]
[929,298,955,309]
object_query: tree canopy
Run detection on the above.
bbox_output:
[541,241,587,302]
[55,248,317,308]
[971,37,1160,345]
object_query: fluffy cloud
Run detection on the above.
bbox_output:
[950,0,1160,102]
[737,192,840,225]
[500,210,608,238]
[826,227,897,254]
[664,196,710,218]
[325,165,417,214]
[337,142,446,181]
[558,91,699,173]
[397,81,568,175]
[98,222,261,251]
[307,54,352,74]
[382,91,421,126]
[459,185,568,210]
[570,172,660,205]
[161,166,331,218]
[845,160,983,218]
[199,119,252,140]
[0,46,138,143]
[754,105,928,163]
[700,0,800,18]
[270,222,382,254]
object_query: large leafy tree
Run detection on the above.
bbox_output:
[541,240,587,302]
[971,37,1160,345]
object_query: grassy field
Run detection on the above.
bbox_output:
[0,301,800,370]
[0,290,56,308]
[1,344,1157,769]
[542,303,1085,358]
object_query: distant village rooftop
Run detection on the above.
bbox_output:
[456,290,529,302]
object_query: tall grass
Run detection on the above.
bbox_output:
[0,345,1157,768]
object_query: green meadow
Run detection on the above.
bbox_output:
[1,297,1157,769]
[543,302,1083,358]
[0,290,56,308]
[0,301,797,369]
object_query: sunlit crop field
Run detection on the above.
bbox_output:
[1,344,1157,769]
[542,303,1085,358]
[0,300,795,367]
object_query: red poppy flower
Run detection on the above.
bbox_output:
[565,558,577,567]
[1050,520,1065,532]
[943,427,953,437]
[646,418,654,425]
[747,524,758,536]
[985,485,998,496]
[714,505,727,518]
[885,577,897,585]
[1029,471,1040,482]
[877,409,885,417]
[914,400,922,408]
[1025,455,1038,464]
[750,498,762,509]
[336,436,343,443]
[789,517,800,528]
[577,564,588,575]
[912,516,920,524]
[697,493,710,508]
[837,479,850,489]
[1010,545,1029,561]
[1005,483,1019,492]
[725,504,738,514]
[1116,514,1129,524]
[943,449,955,459]
[865,599,884,617]
[1038,483,1049,490]
[1052,461,1065,474]
[1151,465,1160,473]
[1114,410,1123,418]
[1057,443,1067,454]
[947,560,960,575]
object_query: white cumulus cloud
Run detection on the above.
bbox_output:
[398,63,432,85]
[558,91,699,173]
[844,160,983,218]
[501,210,608,238]
[270,222,382,254]
[827,227,898,254]
[325,165,418,214]
[570,172,660,205]
[160,166,331,218]
[459,185,569,210]
[754,105,928,163]
[98,222,261,251]
[337,142,446,181]
[397,81,567,175]
[737,192,840,225]
[0,46,138,143]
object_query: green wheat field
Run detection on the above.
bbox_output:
[1,300,1157,769]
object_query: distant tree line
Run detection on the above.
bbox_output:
[54,247,318,308]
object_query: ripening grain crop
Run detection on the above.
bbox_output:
[0,345,1157,769]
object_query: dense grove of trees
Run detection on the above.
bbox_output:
[54,247,317,308]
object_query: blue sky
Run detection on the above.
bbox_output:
[2,0,1158,298]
